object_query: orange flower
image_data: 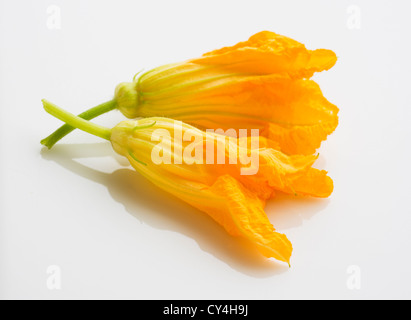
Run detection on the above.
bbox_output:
[42,100,334,264]
[42,31,338,155]
[111,118,333,264]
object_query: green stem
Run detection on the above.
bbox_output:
[42,99,112,142]
[41,99,117,149]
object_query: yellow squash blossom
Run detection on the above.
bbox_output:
[41,31,338,155]
[42,100,333,264]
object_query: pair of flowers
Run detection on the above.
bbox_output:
[42,31,338,265]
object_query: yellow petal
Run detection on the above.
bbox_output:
[207,175,293,263]
[192,31,337,78]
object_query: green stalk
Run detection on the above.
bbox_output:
[42,99,112,142]
[41,99,117,149]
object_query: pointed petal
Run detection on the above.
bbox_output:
[208,175,293,263]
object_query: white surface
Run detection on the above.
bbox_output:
[1,0,410,300]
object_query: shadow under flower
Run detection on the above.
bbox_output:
[266,193,330,231]
[40,142,328,277]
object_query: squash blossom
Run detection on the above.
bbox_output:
[42,100,333,265]
[41,31,338,155]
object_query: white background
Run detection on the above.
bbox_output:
[1,0,410,300]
